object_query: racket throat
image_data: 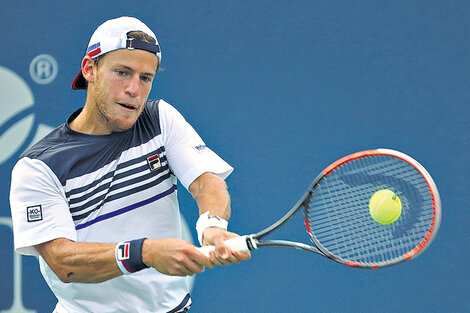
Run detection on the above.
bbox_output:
[245,235,259,251]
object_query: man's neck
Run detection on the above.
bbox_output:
[69,104,111,135]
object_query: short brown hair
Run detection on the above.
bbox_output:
[127,31,156,45]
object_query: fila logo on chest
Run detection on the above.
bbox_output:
[147,153,161,171]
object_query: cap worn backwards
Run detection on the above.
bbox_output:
[71,16,162,90]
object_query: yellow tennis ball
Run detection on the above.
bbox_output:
[369,189,402,225]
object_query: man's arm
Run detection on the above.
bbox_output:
[36,237,214,283]
[34,173,247,283]
[189,172,251,265]
[189,172,231,220]
[35,238,120,283]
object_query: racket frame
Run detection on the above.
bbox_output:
[243,148,441,268]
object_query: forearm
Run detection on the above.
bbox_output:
[37,237,214,282]
[36,238,121,283]
[190,172,231,220]
[189,173,251,265]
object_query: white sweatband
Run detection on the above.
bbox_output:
[196,211,228,246]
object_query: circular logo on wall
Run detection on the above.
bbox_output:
[29,54,59,85]
[0,66,36,164]
[0,60,59,166]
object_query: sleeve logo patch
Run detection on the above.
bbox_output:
[193,145,208,152]
[27,205,43,222]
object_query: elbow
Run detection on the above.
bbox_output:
[51,264,110,284]
[190,173,228,200]
[51,265,75,283]
[35,239,86,283]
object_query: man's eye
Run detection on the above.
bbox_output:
[117,70,127,76]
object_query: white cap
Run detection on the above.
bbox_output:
[72,16,161,90]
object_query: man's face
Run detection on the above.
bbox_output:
[87,49,158,133]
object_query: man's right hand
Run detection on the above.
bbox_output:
[141,238,214,276]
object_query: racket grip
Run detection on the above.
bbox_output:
[197,235,251,257]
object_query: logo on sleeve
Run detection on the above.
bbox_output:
[27,205,43,222]
[193,145,208,152]
[147,154,161,171]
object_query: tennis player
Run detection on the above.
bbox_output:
[9,16,249,313]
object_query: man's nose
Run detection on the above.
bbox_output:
[126,75,140,97]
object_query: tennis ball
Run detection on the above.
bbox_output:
[369,189,402,225]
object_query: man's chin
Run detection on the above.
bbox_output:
[111,111,143,132]
[111,119,137,133]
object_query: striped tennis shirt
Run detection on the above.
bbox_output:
[9,99,233,313]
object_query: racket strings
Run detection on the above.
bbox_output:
[306,155,435,266]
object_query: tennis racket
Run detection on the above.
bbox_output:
[198,149,441,268]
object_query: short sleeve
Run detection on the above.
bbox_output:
[10,158,77,256]
[158,100,234,189]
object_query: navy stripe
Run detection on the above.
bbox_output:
[67,171,114,199]
[72,172,172,221]
[167,294,191,313]
[114,157,167,181]
[66,147,166,198]
[114,146,166,173]
[104,172,173,205]
[75,184,177,230]
[67,172,114,206]
[68,161,169,206]
[70,164,171,214]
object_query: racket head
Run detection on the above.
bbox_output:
[305,149,441,268]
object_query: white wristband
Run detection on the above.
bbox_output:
[196,211,228,246]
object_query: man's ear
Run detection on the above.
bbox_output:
[81,56,96,85]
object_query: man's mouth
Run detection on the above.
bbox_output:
[118,103,137,110]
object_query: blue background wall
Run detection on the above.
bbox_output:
[1,1,469,312]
